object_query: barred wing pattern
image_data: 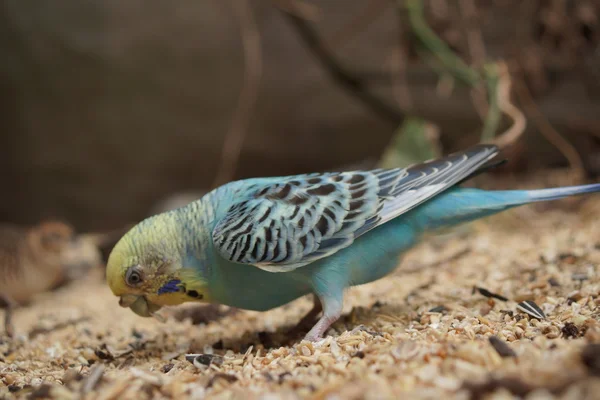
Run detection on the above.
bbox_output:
[212,145,498,272]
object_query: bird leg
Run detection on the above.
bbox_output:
[1,295,16,338]
[303,294,343,342]
[286,294,322,337]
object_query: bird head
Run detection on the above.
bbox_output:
[106,213,209,319]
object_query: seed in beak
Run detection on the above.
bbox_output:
[119,295,139,308]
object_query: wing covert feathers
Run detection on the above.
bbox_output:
[212,144,498,272]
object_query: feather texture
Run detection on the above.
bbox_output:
[212,144,498,272]
[106,143,600,342]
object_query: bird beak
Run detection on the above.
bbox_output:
[118,295,163,319]
[119,294,139,308]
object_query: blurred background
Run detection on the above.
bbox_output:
[1,0,599,233]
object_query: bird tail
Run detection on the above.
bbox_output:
[523,183,600,203]
[409,183,600,231]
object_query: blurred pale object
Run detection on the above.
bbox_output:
[0,221,104,336]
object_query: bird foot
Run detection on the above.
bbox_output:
[303,331,322,342]
[286,296,322,338]
[303,314,338,342]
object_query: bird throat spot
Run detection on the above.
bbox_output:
[157,279,183,295]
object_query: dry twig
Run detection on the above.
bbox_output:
[212,0,263,187]
[458,0,489,121]
[512,66,585,182]
[404,0,480,86]
[490,62,526,149]
[282,11,405,126]
[390,5,413,110]
[269,0,322,21]
[325,0,390,48]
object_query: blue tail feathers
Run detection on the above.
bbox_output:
[526,183,600,202]
[407,183,600,232]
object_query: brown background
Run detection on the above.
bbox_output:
[1,0,599,231]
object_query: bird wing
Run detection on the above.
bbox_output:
[212,144,498,272]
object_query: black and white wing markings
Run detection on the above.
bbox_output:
[212,144,498,272]
[212,170,386,271]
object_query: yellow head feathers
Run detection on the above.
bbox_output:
[106,212,210,316]
[105,232,139,298]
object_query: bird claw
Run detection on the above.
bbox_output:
[302,332,321,342]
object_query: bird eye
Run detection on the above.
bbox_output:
[125,266,144,287]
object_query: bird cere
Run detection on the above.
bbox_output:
[105,144,600,341]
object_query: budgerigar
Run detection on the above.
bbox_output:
[106,145,600,341]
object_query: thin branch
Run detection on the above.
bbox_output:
[480,63,501,142]
[458,0,486,68]
[491,62,526,148]
[469,85,489,123]
[404,0,480,86]
[212,0,263,187]
[282,12,405,126]
[390,5,413,110]
[390,46,413,111]
[458,0,488,122]
[325,0,390,48]
[269,0,322,21]
[512,64,585,182]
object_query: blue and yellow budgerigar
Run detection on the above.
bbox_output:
[106,144,600,341]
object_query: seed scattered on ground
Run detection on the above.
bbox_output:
[161,364,174,373]
[561,322,579,338]
[548,277,561,287]
[558,253,579,264]
[428,305,447,313]
[488,336,517,358]
[571,273,588,281]
[1,184,598,399]
[476,287,509,302]
[516,300,546,319]
[186,353,224,367]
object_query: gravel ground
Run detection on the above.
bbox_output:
[2,175,600,400]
